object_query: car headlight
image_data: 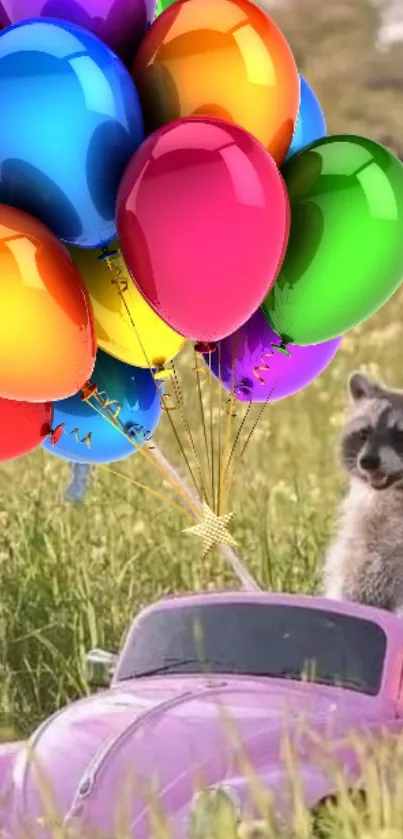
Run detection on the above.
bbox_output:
[188,786,242,839]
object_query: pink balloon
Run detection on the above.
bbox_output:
[116,117,290,343]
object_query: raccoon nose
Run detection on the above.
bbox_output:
[359,453,380,471]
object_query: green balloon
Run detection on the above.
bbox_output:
[262,135,403,345]
[155,0,175,13]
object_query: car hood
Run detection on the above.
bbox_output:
[6,676,393,838]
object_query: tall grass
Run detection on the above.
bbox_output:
[1,289,403,835]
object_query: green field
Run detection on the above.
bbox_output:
[1,288,403,836]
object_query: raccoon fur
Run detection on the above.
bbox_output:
[322,371,403,615]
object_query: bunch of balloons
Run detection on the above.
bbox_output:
[0,0,403,470]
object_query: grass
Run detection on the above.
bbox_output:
[1,287,403,836]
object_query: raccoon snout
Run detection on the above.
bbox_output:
[359,453,380,472]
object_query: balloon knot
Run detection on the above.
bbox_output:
[98,246,119,262]
[195,341,217,355]
[234,379,253,400]
[81,382,98,402]
[49,424,65,445]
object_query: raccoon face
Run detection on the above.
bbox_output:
[340,372,403,490]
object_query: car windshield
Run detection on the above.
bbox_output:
[116,602,387,696]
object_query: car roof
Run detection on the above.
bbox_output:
[138,589,401,635]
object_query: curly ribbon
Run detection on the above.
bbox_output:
[81,383,155,442]
[252,341,291,385]
[160,392,177,413]
[192,340,291,395]
[126,422,155,449]
[95,389,122,421]
[81,383,123,426]
[98,245,173,382]
[49,423,92,449]
[98,245,128,292]
[81,381,203,518]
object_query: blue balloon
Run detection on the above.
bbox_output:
[42,351,162,464]
[285,75,327,162]
[0,18,144,247]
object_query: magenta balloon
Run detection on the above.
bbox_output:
[204,308,342,402]
[0,0,155,62]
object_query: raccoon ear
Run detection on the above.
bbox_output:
[348,372,383,402]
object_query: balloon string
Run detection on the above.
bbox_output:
[82,386,201,518]
[84,386,189,501]
[50,395,260,588]
[223,390,275,510]
[157,380,204,500]
[95,462,196,520]
[192,362,208,383]
[149,444,261,592]
[99,246,173,382]
[233,344,291,481]
[97,246,240,522]
[219,336,240,512]
[93,389,123,422]
[102,249,219,511]
[47,424,196,519]
[99,246,209,503]
[208,349,216,511]
[216,342,223,516]
[239,390,275,462]
[223,347,290,508]
[221,341,291,509]
[170,360,207,502]
[154,360,202,500]
[225,396,238,417]
[51,416,260,589]
[220,401,252,505]
[193,346,211,486]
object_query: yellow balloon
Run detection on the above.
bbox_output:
[68,242,186,369]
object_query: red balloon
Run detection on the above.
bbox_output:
[116,117,290,342]
[0,397,53,463]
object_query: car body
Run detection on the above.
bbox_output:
[1,590,403,838]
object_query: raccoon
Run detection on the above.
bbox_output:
[322,371,403,615]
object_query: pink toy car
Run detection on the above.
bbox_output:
[1,590,403,838]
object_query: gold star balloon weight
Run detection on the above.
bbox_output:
[2,0,402,585]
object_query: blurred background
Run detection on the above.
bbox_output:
[1,0,403,738]
[266,0,403,158]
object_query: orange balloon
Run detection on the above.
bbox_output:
[0,204,96,402]
[133,0,300,165]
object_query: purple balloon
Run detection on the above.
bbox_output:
[0,0,155,63]
[204,308,342,403]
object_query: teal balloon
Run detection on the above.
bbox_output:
[262,135,403,345]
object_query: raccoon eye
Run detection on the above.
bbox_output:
[358,427,370,441]
[391,427,403,445]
